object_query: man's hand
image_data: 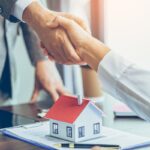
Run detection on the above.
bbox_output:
[48,16,110,70]
[22,1,89,65]
[31,60,67,103]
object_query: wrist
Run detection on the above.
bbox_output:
[80,37,110,71]
[23,1,56,30]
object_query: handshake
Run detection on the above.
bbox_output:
[23,1,110,71]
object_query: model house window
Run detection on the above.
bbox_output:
[78,126,85,138]
[93,123,100,134]
[53,123,58,134]
[66,127,72,138]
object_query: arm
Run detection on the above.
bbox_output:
[20,23,67,102]
[22,1,87,64]
[98,51,150,121]
[1,0,89,64]
[50,16,150,121]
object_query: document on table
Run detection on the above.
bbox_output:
[1,121,150,150]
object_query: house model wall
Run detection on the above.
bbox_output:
[45,95,103,142]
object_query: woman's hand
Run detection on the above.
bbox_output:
[48,16,110,71]
[31,60,68,103]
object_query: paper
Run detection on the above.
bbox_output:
[113,103,139,117]
[2,121,150,150]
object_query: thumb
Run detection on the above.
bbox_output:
[48,16,74,31]
[59,13,91,33]
[57,86,69,96]
[47,16,60,28]
[30,83,40,103]
[47,87,59,102]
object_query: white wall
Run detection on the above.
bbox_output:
[104,0,150,67]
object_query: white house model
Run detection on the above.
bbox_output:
[45,95,103,142]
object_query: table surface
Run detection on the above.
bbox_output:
[0,99,150,150]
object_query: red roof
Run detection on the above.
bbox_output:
[45,95,90,124]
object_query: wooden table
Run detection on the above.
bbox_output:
[0,99,150,150]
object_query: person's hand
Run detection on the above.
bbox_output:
[91,147,101,150]
[22,1,89,65]
[30,60,68,103]
[48,16,110,70]
[47,16,91,55]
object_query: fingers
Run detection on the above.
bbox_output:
[49,11,90,33]
[47,15,59,28]
[48,28,81,64]
[61,31,82,64]
[57,84,69,95]
[60,13,91,33]
[54,29,72,64]
[47,17,84,64]
[48,47,66,64]
[47,16,72,31]
[39,78,59,102]
[30,82,40,103]
[47,87,59,102]
[41,78,59,102]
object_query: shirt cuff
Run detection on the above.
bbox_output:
[97,51,132,97]
[11,0,35,21]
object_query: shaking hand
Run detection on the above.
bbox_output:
[47,16,110,70]
[23,1,89,65]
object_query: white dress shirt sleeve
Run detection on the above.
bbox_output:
[11,0,35,21]
[98,51,150,121]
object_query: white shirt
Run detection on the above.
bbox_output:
[11,0,35,21]
[98,51,150,121]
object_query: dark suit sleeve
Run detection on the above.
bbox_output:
[0,0,20,22]
[20,22,46,66]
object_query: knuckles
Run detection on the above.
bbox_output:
[55,28,66,43]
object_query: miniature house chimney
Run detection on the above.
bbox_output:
[77,95,83,105]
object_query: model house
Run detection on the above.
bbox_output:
[45,95,103,142]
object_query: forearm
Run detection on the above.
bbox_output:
[98,51,150,121]
[80,37,110,71]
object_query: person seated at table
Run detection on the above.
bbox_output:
[46,16,150,122]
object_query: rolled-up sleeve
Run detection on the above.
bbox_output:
[98,51,150,121]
